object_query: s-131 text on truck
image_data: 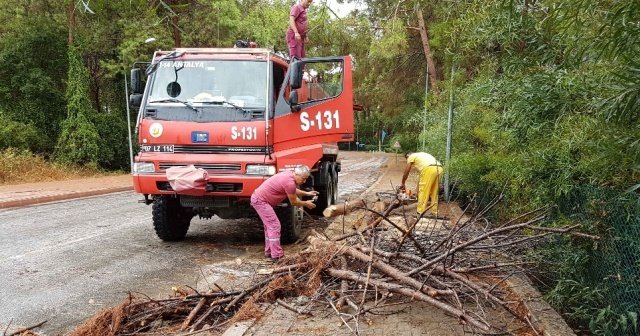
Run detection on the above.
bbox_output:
[129,46,354,243]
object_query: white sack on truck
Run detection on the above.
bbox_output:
[166,165,208,196]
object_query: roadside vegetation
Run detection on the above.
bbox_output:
[0,148,109,185]
[0,0,637,334]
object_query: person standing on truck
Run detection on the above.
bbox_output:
[399,152,443,216]
[286,0,312,60]
[251,165,318,260]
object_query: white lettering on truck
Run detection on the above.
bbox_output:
[231,126,257,140]
[300,110,341,131]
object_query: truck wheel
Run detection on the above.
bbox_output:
[315,174,336,214]
[152,196,192,241]
[331,170,338,204]
[276,205,303,244]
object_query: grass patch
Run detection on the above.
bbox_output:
[0,148,118,185]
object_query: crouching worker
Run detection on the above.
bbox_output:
[250,165,318,261]
[400,152,443,216]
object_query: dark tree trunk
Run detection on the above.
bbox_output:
[416,8,439,96]
[67,0,75,45]
[171,15,181,47]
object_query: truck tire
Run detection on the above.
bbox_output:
[330,168,338,204]
[315,174,335,213]
[276,205,303,244]
[152,196,192,241]
[314,162,338,214]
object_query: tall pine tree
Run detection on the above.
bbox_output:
[54,45,99,166]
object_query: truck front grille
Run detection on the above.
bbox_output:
[156,182,242,193]
[207,183,242,192]
[173,145,272,154]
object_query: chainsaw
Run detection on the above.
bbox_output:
[396,186,416,201]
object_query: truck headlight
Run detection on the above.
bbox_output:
[246,165,276,176]
[133,162,155,173]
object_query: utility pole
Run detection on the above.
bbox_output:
[124,72,134,173]
[444,65,454,202]
[378,118,382,152]
[355,117,359,151]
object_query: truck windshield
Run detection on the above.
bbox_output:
[146,59,267,122]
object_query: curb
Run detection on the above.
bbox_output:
[0,186,133,210]
[508,275,576,336]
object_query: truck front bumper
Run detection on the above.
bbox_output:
[132,173,268,198]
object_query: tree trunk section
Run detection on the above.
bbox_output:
[172,15,182,47]
[323,199,366,218]
[416,8,439,96]
[67,0,75,45]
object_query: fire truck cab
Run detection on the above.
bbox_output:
[129,46,354,242]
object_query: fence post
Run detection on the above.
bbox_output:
[421,68,429,151]
[444,65,454,202]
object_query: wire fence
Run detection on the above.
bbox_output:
[556,185,640,333]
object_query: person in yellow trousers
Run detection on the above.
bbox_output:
[399,152,443,215]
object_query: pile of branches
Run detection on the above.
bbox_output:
[71,196,598,336]
[68,262,315,336]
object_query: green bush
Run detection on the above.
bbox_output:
[0,114,50,152]
[93,112,130,169]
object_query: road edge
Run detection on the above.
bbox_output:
[0,186,133,209]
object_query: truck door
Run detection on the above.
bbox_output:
[272,56,355,154]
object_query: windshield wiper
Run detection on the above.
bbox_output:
[198,100,250,114]
[149,98,199,113]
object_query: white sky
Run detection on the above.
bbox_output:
[324,0,367,18]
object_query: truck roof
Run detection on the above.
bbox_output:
[155,48,288,63]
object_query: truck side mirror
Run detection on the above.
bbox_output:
[129,94,142,108]
[131,68,142,94]
[289,60,303,90]
[289,90,301,112]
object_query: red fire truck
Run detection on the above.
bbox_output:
[129,45,354,242]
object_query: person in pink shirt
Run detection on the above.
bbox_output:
[286,0,312,59]
[250,165,318,260]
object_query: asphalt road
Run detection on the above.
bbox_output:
[0,151,387,335]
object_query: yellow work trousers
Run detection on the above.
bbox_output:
[417,165,443,215]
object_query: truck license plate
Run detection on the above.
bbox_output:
[141,144,174,153]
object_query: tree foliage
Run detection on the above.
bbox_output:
[55,46,99,166]
[0,9,67,150]
[315,0,640,333]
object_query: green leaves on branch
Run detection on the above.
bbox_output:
[368,19,407,60]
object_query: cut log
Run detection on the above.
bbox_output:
[323,199,366,218]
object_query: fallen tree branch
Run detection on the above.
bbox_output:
[180,297,206,331]
[309,236,453,299]
[276,299,311,315]
[406,214,547,276]
[527,225,600,240]
[7,320,47,336]
[326,268,493,332]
